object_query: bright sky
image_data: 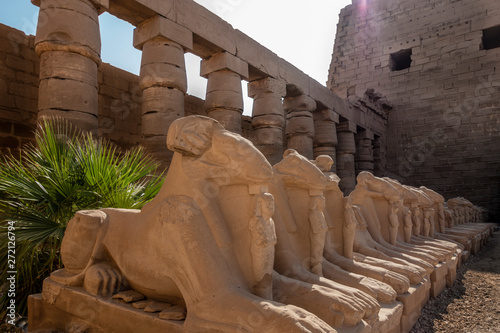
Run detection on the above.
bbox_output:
[0,0,351,114]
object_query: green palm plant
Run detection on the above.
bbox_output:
[0,118,165,318]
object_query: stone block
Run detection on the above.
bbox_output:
[287,135,314,160]
[430,262,448,298]
[14,96,38,112]
[39,51,98,86]
[200,52,248,79]
[206,108,242,134]
[252,114,285,128]
[235,30,279,80]
[251,95,285,117]
[283,95,316,113]
[253,126,283,145]
[29,279,183,333]
[133,15,193,51]
[205,90,243,111]
[35,0,101,58]
[0,79,16,109]
[9,83,38,99]
[248,77,286,98]
[141,87,184,116]
[314,119,337,146]
[139,62,187,92]
[142,111,180,136]
[313,109,339,123]
[38,109,98,133]
[371,301,404,333]
[176,0,236,55]
[39,78,98,116]
[140,40,185,69]
[278,60,310,96]
[205,70,242,93]
[6,54,34,73]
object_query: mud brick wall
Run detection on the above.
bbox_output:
[0,24,207,152]
[329,0,500,220]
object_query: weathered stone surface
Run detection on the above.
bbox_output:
[200,52,248,79]
[112,290,145,303]
[133,15,193,51]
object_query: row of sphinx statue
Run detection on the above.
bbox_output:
[31,116,495,333]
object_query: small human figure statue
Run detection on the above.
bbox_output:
[308,195,328,276]
[411,203,422,236]
[249,192,278,299]
[428,208,436,238]
[437,203,446,233]
[423,209,431,237]
[388,200,400,245]
[343,196,358,260]
[403,207,413,243]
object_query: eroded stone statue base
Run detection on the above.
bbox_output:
[29,279,184,333]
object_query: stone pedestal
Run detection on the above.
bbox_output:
[446,253,459,287]
[28,278,184,333]
[133,16,193,166]
[32,0,108,133]
[313,109,339,173]
[396,277,431,333]
[248,77,286,165]
[430,262,448,298]
[284,95,317,159]
[336,121,357,194]
[371,302,404,333]
[201,52,249,134]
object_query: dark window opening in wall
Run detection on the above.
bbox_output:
[389,49,412,71]
[482,25,500,50]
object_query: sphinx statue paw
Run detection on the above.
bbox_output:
[188,290,336,333]
[358,276,397,303]
[84,263,123,297]
[383,271,410,294]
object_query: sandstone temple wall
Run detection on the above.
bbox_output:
[329,0,500,220]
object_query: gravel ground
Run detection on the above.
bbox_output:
[411,228,500,333]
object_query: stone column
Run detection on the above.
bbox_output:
[336,121,357,194]
[201,52,249,134]
[373,135,386,177]
[355,129,374,175]
[32,0,109,133]
[133,16,193,164]
[313,109,339,173]
[283,95,316,159]
[248,78,286,165]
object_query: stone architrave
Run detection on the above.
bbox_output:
[201,52,249,134]
[32,0,109,133]
[133,15,193,165]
